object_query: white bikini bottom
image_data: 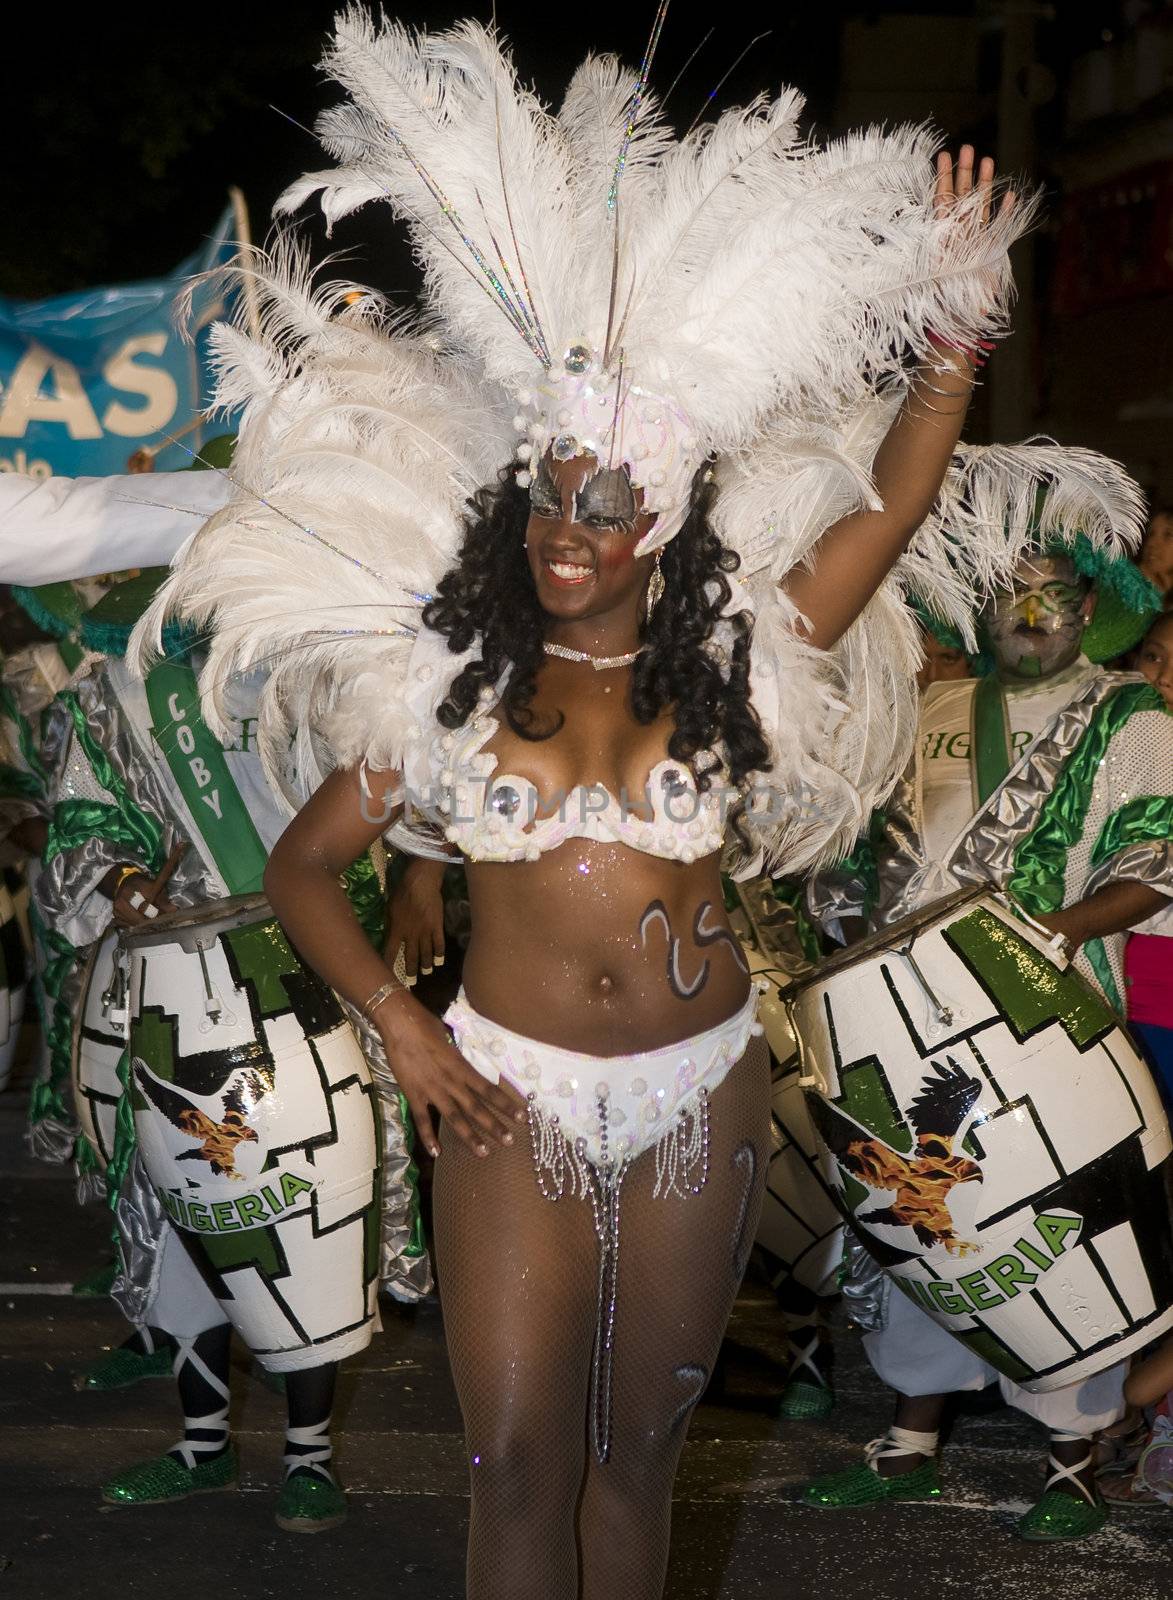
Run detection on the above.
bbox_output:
[444,987,762,1181]
[445,987,762,1465]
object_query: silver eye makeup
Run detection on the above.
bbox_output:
[527,456,640,532]
[575,466,637,530]
[529,456,562,517]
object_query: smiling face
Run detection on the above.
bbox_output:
[1138,613,1173,710]
[982,554,1093,682]
[525,450,659,626]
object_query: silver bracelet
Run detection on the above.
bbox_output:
[363,980,401,1019]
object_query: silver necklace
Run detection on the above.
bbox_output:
[543,642,643,671]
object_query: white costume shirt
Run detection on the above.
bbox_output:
[0,470,230,583]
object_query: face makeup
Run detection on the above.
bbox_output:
[983,555,1090,682]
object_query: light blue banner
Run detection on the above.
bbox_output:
[0,208,238,480]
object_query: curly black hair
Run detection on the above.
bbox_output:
[421,467,771,813]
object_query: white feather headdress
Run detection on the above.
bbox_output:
[133,11,1144,875]
[276,11,1035,552]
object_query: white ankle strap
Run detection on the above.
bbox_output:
[1045,1432,1096,1505]
[787,1330,828,1387]
[864,1426,939,1472]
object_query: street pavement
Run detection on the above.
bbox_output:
[2,1034,1171,1600]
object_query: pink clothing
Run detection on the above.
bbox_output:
[1125,934,1173,1027]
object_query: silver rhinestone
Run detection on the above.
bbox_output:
[563,343,592,374]
[489,784,521,817]
[661,768,688,798]
[552,432,580,461]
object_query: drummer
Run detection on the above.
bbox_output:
[802,535,1173,1542]
[34,564,427,1532]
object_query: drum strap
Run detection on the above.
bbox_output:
[971,674,1013,807]
[143,660,269,896]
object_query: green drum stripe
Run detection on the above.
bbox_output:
[143,660,269,896]
[222,921,302,1019]
[199,1223,285,1277]
[1007,681,1165,916]
[972,674,1013,805]
[831,1060,913,1155]
[129,1012,177,1087]
[953,1326,1033,1384]
[943,908,1113,1048]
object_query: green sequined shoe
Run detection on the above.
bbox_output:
[102,1447,238,1507]
[1016,1490,1109,1542]
[75,1343,175,1392]
[778,1378,835,1420]
[275,1472,348,1534]
[802,1457,942,1509]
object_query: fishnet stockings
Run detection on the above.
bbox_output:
[434,1036,770,1600]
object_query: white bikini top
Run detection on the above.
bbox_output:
[396,628,730,865]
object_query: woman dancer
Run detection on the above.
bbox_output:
[137,16,1144,1594]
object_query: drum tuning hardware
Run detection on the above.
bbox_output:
[897,941,954,1029]
[195,940,223,1021]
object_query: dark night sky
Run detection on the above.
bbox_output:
[3,2,998,303]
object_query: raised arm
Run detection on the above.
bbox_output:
[783,149,1016,649]
[264,764,522,1158]
[0,468,230,583]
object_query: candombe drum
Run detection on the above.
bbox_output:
[71,929,127,1166]
[0,878,27,1093]
[123,894,381,1370]
[789,886,1173,1392]
[729,879,844,1300]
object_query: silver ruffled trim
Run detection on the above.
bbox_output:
[951,671,1173,999]
[342,1001,434,1303]
[841,1229,889,1332]
[35,665,214,950]
[110,1150,168,1326]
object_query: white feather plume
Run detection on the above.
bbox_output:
[137,14,1134,881]
[130,238,514,798]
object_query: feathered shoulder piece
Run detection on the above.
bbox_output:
[131,238,514,796]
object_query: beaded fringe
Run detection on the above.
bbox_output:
[525,1084,711,1464]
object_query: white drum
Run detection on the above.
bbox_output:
[71,929,126,1166]
[123,894,382,1372]
[789,887,1173,1392]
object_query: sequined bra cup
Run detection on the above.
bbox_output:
[399,630,729,864]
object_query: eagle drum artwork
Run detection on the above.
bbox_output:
[730,880,844,1301]
[122,894,382,1371]
[788,888,1173,1392]
[71,929,127,1167]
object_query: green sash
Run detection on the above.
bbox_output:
[971,675,1013,807]
[143,660,269,895]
